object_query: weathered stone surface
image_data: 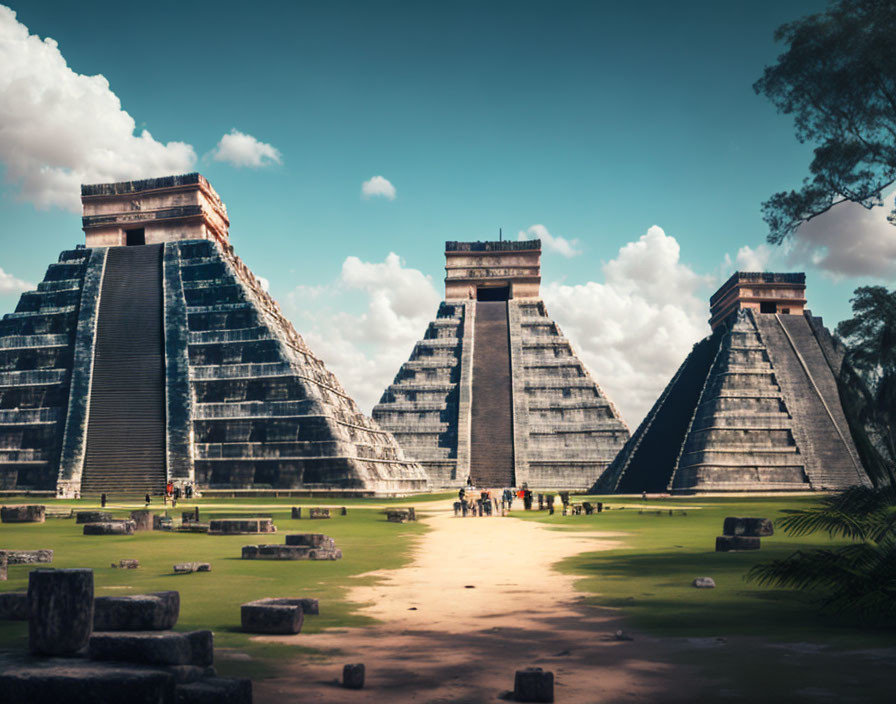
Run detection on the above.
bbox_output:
[130,510,153,531]
[208,518,275,535]
[83,520,136,535]
[89,630,213,667]
[76,511,113,524]
[175,676,252,704]
[28,568,94,656]
[308,508,330,519]
[386,509,409,523]
[603,284,870,495]
[242,544,341,561]
[342,663,364,689]
[112,559,140,569]
[94,591,179,631]
[0,655,177,704]
[241,599,304,634]
[374,239,630,490]
[0,176,429,495]
[693,577,716,588]
[1,505,45,523]
[0,549,53,565]
[723,516,774,537]
[284,533,334,548]
[173,562,211,574]
[291,507,301,519]
[514,667,554,703]
[0,591,28,619]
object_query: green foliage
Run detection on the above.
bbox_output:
[754,0,896,243]
[835,286,896,485]
[748,486,896,621]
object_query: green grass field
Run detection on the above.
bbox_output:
[516,494,894,647]
[2,492,893,692]
[0,495,441,678]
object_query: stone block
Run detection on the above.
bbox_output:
[28,568,94,656]
[1,505,45,523]
[284,533,334,548]
[242,544,340,560]
[340,506,347,516]
[84,520,137,535]
[0,552,5,581]
[94,591,180,631]
[342,663,364,689]
[0,549,53,565]
[208,518,275,535]
[112,559,140,569]
[130,510,153,531]
[173,562,211,574]
[291,507,302,519]
[308,508,330,519]
[89,630,212,667]
[387,509,409,523]
[241,599,304,634]
[175,676,252,704]
[153,514,173,530]
[77,511,113,524]
[692,577,716,588]
[0,591,28,620]
[514,667,554,702]
[0,656,177,704]
[744,517,774,537]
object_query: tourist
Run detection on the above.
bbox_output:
[100,493,106,508]
[144,493,151,506]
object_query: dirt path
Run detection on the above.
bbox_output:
[250,501,701,703]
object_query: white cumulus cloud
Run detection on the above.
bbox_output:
[211,129,282,168]
[0,5,196,212]
[518,224,582,258]
[361,175,396,200]
[285,252,440,413]
[0,266,32,293]
[542,226,712,426]
[786,193,896,279]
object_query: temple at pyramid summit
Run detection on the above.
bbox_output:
[0,173,428,495]
[599,272,872,494]
[372,240,630,489]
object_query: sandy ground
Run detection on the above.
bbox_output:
[250,501,703,703]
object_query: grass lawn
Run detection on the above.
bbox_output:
[0,495,437,678]
[515,494,895,647]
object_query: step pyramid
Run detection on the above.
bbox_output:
[373,240,630,489]
[600,272,870,493]
[0,173,428,495]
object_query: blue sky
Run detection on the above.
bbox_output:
[1,1,894,425]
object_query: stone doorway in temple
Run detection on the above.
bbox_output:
[476,285,510,301]
[126,228,146,246]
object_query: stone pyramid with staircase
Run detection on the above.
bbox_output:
[373,240,630,489]
[600,272,870,493]
[0,173,428,496]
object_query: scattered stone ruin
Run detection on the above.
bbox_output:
[242,533,342,560]
[240,597,318,634]
[600,272,871,493]
[0,568,251,702]
[373,240,629,489]
[0,173,428,496]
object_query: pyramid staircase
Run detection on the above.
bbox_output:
[469,301,514,486]
[80,245,166,495]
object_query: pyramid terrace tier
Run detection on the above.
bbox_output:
[602,308,870,495]
[374,298,629,489]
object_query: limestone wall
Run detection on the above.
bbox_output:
[0,249,93,490]
[177,239,429,493]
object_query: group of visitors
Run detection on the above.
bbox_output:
[453,482,538,517]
